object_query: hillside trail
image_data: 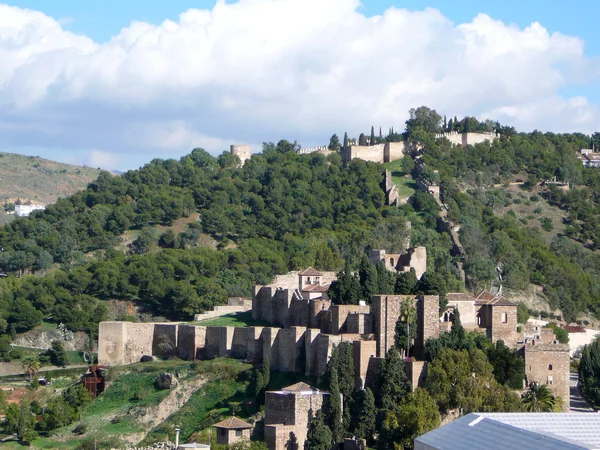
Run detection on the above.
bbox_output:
[121,376,207,445]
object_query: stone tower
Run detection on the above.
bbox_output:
[230,144,251,166]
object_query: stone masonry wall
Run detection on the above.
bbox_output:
[329,305,371,335]
[384,142,406,162]
[490,305,518,347]
[372,295,416,358]
[416,295,440,359]
[523,343,570,411]
[353,340,377,389]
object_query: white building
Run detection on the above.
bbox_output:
[15,204,45,217]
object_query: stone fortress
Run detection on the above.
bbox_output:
[434,131,499,147]
[98,249,569,416]
[230,145,252,166]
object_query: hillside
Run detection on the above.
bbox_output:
[0,152,102,224]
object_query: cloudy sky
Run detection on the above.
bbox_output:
[1,0,599,170]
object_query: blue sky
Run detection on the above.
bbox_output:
[10,0,600,54]
[1,0,599,169]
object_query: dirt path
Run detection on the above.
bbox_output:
[0,362,88,377]
[122,376,207,445]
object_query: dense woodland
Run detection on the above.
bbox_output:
[0,108,598,335]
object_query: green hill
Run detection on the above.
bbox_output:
[0,152,103,225]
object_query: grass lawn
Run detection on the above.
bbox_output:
[191,311,270,327]
[382,159,416,198]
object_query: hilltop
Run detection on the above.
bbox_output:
[0,152,103,223]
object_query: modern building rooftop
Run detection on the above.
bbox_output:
[415,413,600,450]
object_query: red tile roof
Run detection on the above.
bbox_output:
[298,268,323,276]
[302,284,329,292]
[283,382,314,392]
[213,417,253,429]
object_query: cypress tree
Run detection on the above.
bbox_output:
[338,343,355,430]
[358,133,367,146]
[379,346,411,410]
[379,127,383,138]
[376,261,395,295]
[450,308,465,344]
[343,132,349,148]
[9,323,16,340]
[328,366,343,446]
[262,355,270,390]
[448,118,454,132]
[355,388,376,442]
[370,126,376,146]
[305,410,332,450]
[443,115,447,131]
[358,254,377,302]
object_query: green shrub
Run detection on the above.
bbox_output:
[530,195,540,202]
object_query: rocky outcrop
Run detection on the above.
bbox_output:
[155,373,178,390]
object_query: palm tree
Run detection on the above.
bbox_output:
[21,357,41,382]
[399,300,417,357]
[521,383,556,412]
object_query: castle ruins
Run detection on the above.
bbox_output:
[98,265,570,419]
[230,144,252,166]
[434,131,499,147]
[341,142,406,164]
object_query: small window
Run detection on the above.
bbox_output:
[548,376,553,385]
[477,316,481,325]
[236,430,242,437]
[315,277,320,284]
[501,312,508,323]
[306,277,311,284]
[390,258,395,266]
[548,364,553,371]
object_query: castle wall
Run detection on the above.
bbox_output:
[353,340,377,389]
[309,299,331,329]
[384,142,406,163]
[463,132,497,146]
[523,343,570,411]
[329,305,371,335]
[490,305,518,347]
[265,425,296,450]
[152,324,179,358]
[372,295,416,358]
[346,313,373,335]
[304,329,321,377]
[405,359,428,390]
[342,144,386,163]
[289,298,309,327]
[177,325,206,360]
[98,321,128,365]
[230,144,251,166]
[416,295,440,359]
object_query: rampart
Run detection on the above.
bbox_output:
[98,321,376,380]
[230,144,251,166]
[434,131,499,147]
[341,142,406,163]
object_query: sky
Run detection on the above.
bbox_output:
[1,0,599,170]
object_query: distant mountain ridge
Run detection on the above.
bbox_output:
[0,152,103,222]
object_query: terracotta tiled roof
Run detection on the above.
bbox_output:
[282,382,314,392]
[213,417,253,429]
[474,290,515,307]
[563,325,586,333]
[446,293,474,302]
[302,284,329,292]
[474,290,495,303]
[298,268,323,276]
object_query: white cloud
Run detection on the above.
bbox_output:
[0,1,599,169]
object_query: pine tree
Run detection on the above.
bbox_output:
[370,126,376,146]
[358,254,377,302]
[379,346,411,410]
[343,132,349,148]
[328,261,360,305]
[329,134,341,152]
[355,388,376,442]
[394,269,418,295]
[328,366,343,446]
[305,410,332,450]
